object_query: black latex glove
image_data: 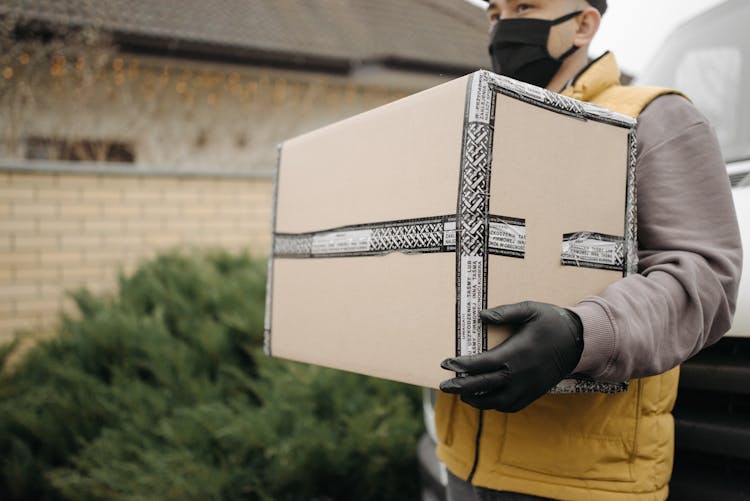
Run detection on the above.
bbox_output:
[439,301,584,413]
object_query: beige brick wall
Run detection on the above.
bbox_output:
[0,169,273,343]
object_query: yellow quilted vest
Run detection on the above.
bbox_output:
[435,53,685,501]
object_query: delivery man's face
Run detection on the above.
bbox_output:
[486,0,587,59]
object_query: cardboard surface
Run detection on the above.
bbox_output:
[265,71,636,390]
[486,93,628,312]
[270,76,470,388]
[272,254,456,388]
[275,76,469,234]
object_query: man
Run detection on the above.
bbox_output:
[435,1,743,499]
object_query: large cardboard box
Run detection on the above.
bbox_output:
[264,70,637,392]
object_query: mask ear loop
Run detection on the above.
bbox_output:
[550,10,583,25]
[550,10,584,62]
[556,44,581,62]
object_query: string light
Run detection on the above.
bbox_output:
[344,84,356,103]
[5,46,407,163]
[127,59,139,80]
[50,54,67,77]
[108,55,377,110]
[159,66,169,86]
[272,78,286,104]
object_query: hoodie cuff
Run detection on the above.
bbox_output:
[570,300,616,378]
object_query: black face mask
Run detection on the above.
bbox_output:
[488,11,581,88]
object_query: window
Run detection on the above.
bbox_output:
[635,5,750,163]
[25,137,135,163]
[674,47,742,152]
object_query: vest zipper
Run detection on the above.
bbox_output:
[467,409,484,482]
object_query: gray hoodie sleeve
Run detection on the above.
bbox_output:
[570,94,743,383]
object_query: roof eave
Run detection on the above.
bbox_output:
[114,32,484,77]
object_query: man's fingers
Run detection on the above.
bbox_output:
[441,326,533,374]
[439,370,510,395]
[441,352,509,374]
[480,301,536,326]
[460,388,520,412]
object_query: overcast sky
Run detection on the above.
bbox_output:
[464,0,726,76]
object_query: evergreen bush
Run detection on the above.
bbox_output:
[0,251,422,500]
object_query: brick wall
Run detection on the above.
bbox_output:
[0,167,273,343]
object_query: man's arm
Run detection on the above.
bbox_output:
[571,94,743,383]
[440,94,742,411]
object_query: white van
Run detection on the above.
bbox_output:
[633,1,750,497]
[635,0,749,339]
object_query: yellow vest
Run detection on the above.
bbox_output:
[435,53,685,501]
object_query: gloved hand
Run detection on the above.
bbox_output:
[439,301,584,413]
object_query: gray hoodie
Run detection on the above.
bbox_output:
[571,94,743,383]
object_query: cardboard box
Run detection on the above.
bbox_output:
[264,70,637,392]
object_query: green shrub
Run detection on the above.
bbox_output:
[0,251,422,500]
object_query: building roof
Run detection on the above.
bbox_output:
[2,0,491,75]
